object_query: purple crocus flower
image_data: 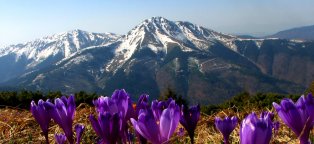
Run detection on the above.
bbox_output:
[240,112,273,144]
[131,100,181,144]
[30,99,51,144]
[93,89,135,143]
[180,105,201,144]
[44,95,76,144]
[55,133,67,144]
[273,94,314,144]
[75,124,85,144]
[215,116,237,144]
[89,112,122,144]
[93,89,134,120]
[135,94,150,144]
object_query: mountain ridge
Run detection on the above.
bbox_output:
[0,17,313,104]
[0,29,120,83]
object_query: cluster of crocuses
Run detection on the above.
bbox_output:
[31,89,201,144]
[31,90,314,144]
[214,93,314,144]
[30,95,85,144]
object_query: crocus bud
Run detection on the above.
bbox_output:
[215,116,237,144]
[44,95,76,144]
[30,99,51,144]
[180,105,200,144]
[75,124,85,144]
[55,133,67,144]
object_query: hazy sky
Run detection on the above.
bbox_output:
[1,0,314,47]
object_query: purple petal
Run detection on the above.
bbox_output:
[110,113,122,143]
[111,89,129,118]
[89,112,122,144]
[273,99,304,136]
[152,100,164,121]
[54,98,68,122]
[55,133,67,144]
[125,95,136,121]
[60,96,68,106]
[44,101,62,125]
[240,113,272,144]
[159,100,180,142]
[98,113,111,143]
[67,95,76,120]
[75,124,85,144]
[305,93,314,121]
[296,95,309,124]
[132,109,160,144]
[89,114,103,137]
[135,94,150,118]
[95,96,119,114]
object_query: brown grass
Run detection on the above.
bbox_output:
[0,104,308,144]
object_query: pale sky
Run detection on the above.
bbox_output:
[1,0,314,47]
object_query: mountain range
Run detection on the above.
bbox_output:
[0,17,313,104]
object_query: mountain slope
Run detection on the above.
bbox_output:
[0,29,120,82]
[268,25,314,40]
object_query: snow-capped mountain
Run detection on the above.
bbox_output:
[0,29,120,82]
[107,17,238,71]
[1,17,314,104]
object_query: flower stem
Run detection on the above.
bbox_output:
[223,137,230,144]
[45,134,49,144]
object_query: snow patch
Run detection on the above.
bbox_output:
[63,53,94,67]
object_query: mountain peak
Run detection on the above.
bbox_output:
[116,17,187,60]
[112,17,236,69]
[146,16,170,24]
[132,16,175,33]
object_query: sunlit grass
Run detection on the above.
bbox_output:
[0,104,309,143]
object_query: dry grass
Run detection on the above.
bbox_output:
[0,104,309,144]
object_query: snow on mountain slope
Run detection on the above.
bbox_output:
[110,17,240,69]
[0,29,120,69]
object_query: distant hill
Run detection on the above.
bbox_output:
[236,35,257,39]
[268,25,314,40]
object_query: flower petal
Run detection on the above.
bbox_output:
[159,100,180,142]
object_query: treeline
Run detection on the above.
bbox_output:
[201,92,300,114]
[0,89,188,109]
[0,90,98,109]
[0,89,302,113]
